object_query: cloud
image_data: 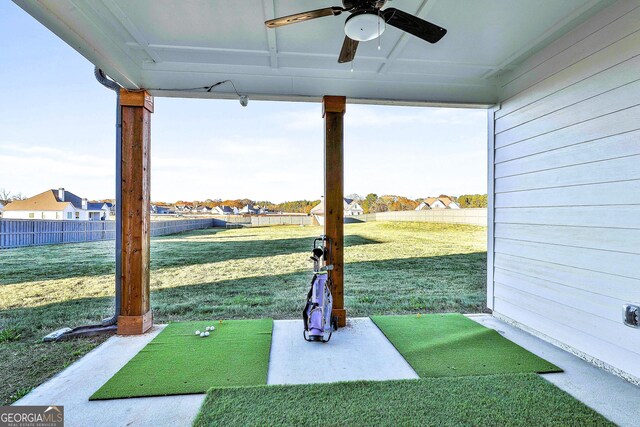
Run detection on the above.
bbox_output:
[0,103,487,203]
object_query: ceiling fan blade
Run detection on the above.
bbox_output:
[265,7,343,28]
[338,36,359,63]
[381,8,447,43]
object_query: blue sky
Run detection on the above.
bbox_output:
[0,2,487,203]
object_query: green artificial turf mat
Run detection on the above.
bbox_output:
[194,374,612,427]
[90,319,272,400]
[370,314,561,377]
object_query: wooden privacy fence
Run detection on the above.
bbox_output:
[210,215,312,227]
[149,219,215,237]
[0,218,215,249]
[361,208,487,226]
[250,215,312,227]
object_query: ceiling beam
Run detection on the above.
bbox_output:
[378,0,438,74]
[101,0,162,64]
[141,62,491,88]
[127,43,270,57]
[262,0,279,68]
[127,43,495,70]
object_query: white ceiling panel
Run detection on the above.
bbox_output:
[113,0,270,51]
[13,0,616,105]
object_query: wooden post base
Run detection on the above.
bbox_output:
[117,310,153,335]
[332,308,347,328]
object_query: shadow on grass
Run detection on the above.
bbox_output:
[0,233,381,286]
[151,252,488,321]
[150,235,381,269]
[0,253,486,338]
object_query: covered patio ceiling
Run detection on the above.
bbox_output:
[14,0,614,106]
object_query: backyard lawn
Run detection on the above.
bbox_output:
[0,221,486,405]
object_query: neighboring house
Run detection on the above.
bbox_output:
[437,196,460,209]
[310,197,364,216]
[415,196,461,210]
[2,188,111,220]
[415,201,430,211]
[151,205,173,215]
[197,206,212,213]
[344,198,364,216]
[105,202,116,216]
[213,205,237,215]
[240,204,259,214]
[174,205,190,213]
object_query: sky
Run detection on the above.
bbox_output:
[0,2,487,204]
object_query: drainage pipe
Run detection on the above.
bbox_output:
[94,67,122,326]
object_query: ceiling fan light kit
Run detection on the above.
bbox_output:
[344,12,386,42]
[265,0,447,64]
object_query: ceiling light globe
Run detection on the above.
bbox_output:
[344,13,386,42]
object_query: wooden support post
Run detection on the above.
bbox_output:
[118,90,153,335]
[323,95,347,327]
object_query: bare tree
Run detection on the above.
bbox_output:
[0,188,12,204]
[0,189,27,203]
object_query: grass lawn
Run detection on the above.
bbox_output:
[194,374,613,427]
[0,221,486,405]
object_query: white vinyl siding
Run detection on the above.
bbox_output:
[490,0,640,381]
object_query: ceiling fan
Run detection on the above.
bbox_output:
[265,0,447,64]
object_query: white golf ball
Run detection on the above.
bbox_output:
[200,332,206,337]
[210,326,215,331]
[195,330,201,335]
[205,326,210,331]
[204,331,210,337]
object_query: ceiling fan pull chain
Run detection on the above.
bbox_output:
[377,10,380,41]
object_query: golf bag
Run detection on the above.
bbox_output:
[303,236,338,343]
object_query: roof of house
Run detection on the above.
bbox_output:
[4,190,72,211]
[215,205,235,213]
[438,196,453,206]
[3,190,108,212]
[87,202,107,211]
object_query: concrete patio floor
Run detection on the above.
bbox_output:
[15,315,640,427]
[268,318,418,385]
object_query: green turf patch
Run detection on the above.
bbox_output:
[90,319,272,400]
[194,374,612,427]
[371,314,561,377]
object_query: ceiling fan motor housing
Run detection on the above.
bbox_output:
[344,11,386,42]
[342,0,387,10]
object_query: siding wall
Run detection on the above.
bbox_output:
[490,0,640,382]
